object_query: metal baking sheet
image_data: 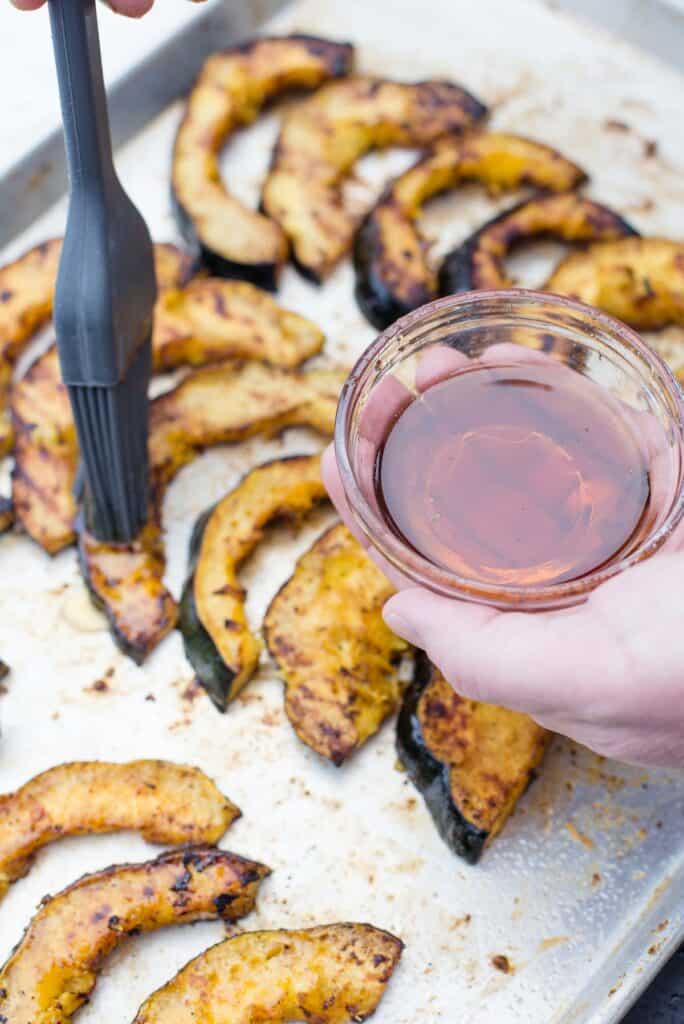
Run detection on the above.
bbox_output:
[2,1,684,1021]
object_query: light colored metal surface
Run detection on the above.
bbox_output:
[1,0,684,1021]
[555,0,684,73]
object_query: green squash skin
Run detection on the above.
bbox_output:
[0,497,13,535]
[178,503,239,713]
[396,654,488,865]
[352,210,435,330]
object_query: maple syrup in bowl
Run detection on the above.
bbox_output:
[335,290,684,610]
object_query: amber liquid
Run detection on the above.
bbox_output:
[376,362,651,586]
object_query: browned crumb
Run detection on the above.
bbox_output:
[181,679,203,703]
[592,872,602,886]
[566,822,594,850]
[0,659,8,682]
[86,679,109,694]
[491,954,512,974]
[656,919,669,932]
[604,118,630,132]
[644,139,659,158]
[145,693,156,702]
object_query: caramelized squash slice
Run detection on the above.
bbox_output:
[80,361,345,663]
[154,277,324,370]
[181,455,327,710]
[439,192,637,294]
[12,281,324,554]
[132,923,403,1024]
[0,760,239,899]
[354,132,586,329]
[545,236,684,329]
[262,76,487,282]
[264,524,407,765]
[397,659,550,863]
[0,238,62,456]
[0,496,12,534]
[0,846,269,1024]
[172,35,354,289]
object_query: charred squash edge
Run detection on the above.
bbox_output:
[353,136,588,330]
[171,35,354,290]
[179,455,327,711]
[76,521,177,665]
[179,504,231,709]
[396,654,547,865]
[0,497,12,535]
[438,194,638,295]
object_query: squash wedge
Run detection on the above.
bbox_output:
[79,361,345,663]
[12,279,323,555]
[153,277,324,370]
[397,658,550,864]
[180,455,327,711]
[0,497,12,534]
[0,238,62,456]
[132,923,403,1024]
[354,132,586,328]
[264,524,407,765]
[0,846,269,1024]
[545,236,684,329]
[172,35,354,289]
[0,760,239,900]
[439,192,637,294]
[262,76,487,282]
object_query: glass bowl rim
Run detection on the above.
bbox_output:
[334,288,684,608]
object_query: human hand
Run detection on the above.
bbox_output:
[322,344,684,769]
[10,0,203,16]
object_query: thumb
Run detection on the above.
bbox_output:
[383,586,610,715]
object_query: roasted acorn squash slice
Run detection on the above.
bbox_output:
[545,236,684,329]
[0,760,238,900]
[0,847,269,1024]
[180,455,327,711]
[397,658,550,864]
[12,278,324,555]
[262,76,487,282]
[79,361,345,663]
[439,192,637,294]
[354,132,586,328]
[0,238,62,456]
[133,923,403,1024]
[264,523,408,765]
[172,35,354,289]
[154,277,324,370]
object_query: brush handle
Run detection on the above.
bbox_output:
[48,0,116,199]
[48,0,156,387]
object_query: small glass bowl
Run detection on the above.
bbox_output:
[335,290,684,611]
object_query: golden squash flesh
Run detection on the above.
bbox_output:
[262,75,487,281]
[264,524,408,765]
[132,923,403,1024]
[0,846,270,1024]
[0,760,239,899]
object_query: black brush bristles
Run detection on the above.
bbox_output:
[71,341,151,541]
[49,0,156,542]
